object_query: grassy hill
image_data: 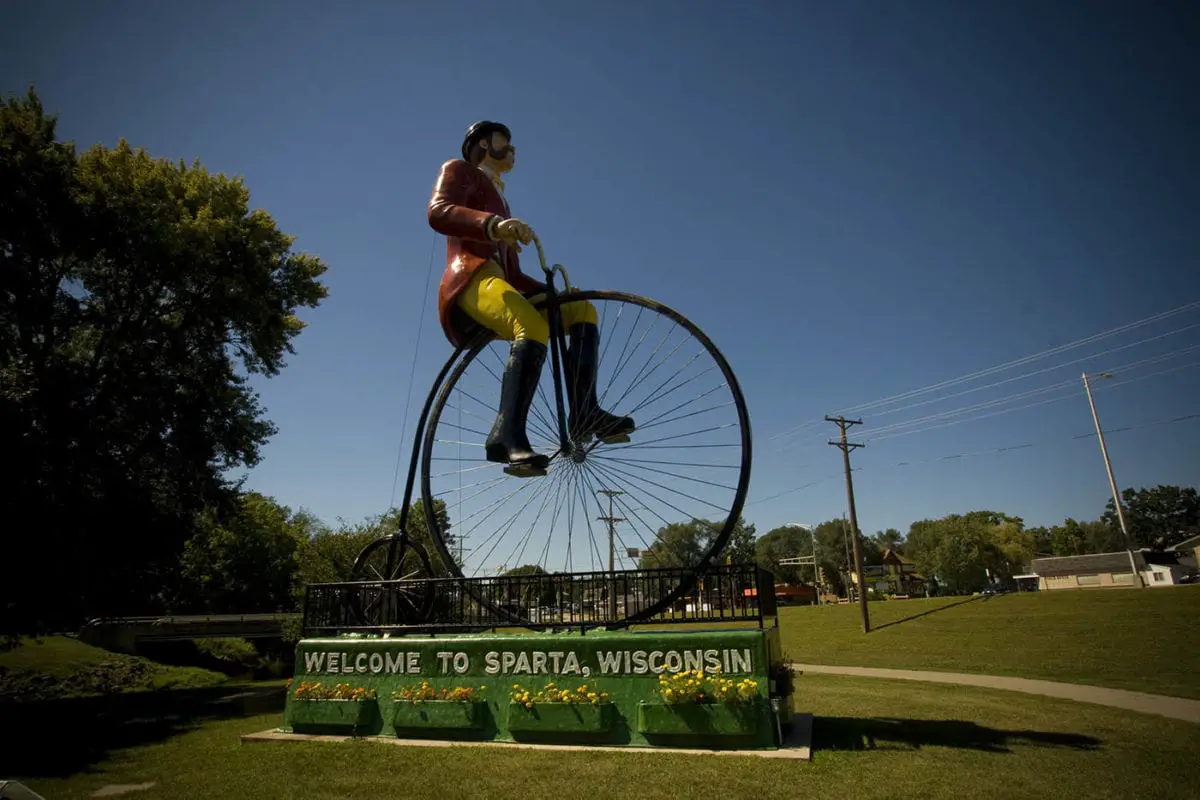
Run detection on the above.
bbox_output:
[0,635,229,702]
[778,585,1200,698]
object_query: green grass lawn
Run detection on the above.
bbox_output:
[14,674,1200,800]
[778,585,1200,698]
[0,635,229,701]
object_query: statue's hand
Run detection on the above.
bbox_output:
[494,218,534,246]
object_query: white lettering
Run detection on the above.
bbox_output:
[327,653,339,674]
[407,652,420,674]
[385,652,403,674]
[730,648,751,674]
[683,649,703,673]
[624,651,632,672]
[531,651,548,674]
[664,651,683,672]
[649,651,665,674]
[562,651,581,675]
[704,649,721,672]
[632,651,649,674]
[453,652,469,674]
[437,652,454,673]
[549,652,564,673]
[355,653,368,674]
[501,652,517,673]
[514,651,531,674]
[596,651,623,674]
[369,653,384,673]
[342,652,355,673]
[485,651,500,674]
[304,652,325,673]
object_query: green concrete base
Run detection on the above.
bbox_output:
[283,626,793,750]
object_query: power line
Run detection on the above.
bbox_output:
[859,347,1200,441]
[826,324,1198,428]
[768,298,1200,444]
[749,412,1200,504]
[776,347,1199,451]
[865,358,1199,444]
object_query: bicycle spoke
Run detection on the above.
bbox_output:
[422,290,750,623]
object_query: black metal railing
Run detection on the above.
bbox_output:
[302,563,778,637]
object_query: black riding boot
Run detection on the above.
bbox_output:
[566,322,636,442]
[485,338,550,476]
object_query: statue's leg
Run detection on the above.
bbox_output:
[555,299,636,443]
[457,264,551,475]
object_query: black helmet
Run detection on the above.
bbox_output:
[461,120,511,161]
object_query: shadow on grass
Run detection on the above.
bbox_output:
[871,596,981,632]
[0,682,286,779]
[815,716,1102,754]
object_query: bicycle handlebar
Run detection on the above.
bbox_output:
[529,231,572,293]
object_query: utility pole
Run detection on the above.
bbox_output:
[1082,373,1143,588]
[828,415,871,633]
[597,489,625,619]
[596,489,625,574]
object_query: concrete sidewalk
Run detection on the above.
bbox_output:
[793,663,1200,724]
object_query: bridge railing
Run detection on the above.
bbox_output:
[301,563,777,637]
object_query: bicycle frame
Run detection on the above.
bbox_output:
[392,233,571,544]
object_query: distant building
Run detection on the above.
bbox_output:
[851,549,927,597]
[1027,550,1193,590]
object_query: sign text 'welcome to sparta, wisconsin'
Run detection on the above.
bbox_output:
[300,647,755,679]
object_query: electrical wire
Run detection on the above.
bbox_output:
[768,297,1200,444]
[859,346,1200,441]
[864,359,1199,443]
[748,412,1200,505]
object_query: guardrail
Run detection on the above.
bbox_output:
[302,563,777,636]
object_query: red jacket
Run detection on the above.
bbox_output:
[427,158,545,348]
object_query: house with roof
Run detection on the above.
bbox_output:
[1027,550,1194,590]
[852,549,927,597]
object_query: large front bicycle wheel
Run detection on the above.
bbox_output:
[420,290,752,624]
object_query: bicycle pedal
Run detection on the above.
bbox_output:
[503,463,548,478]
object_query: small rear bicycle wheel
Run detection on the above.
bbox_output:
[348,535,436,628]
[420,289,752,625]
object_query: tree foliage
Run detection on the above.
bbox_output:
[1101,485,1200,550]
[1,88,328,636]
[637,517,756,569]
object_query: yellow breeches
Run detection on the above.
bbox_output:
[458,261,597,345]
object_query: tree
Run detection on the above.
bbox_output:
[755,525,811,585]
[905,511,1018,594]
[1102,485,1200,550]
[871,528,905,554]
[637,516,755,569]
[178,492,315,613]
[1,88,329,636]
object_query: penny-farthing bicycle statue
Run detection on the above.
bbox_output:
[347,229,752,630]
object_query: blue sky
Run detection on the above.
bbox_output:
[4,1,1197,550]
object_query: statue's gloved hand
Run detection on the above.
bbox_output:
[493,218,534,246]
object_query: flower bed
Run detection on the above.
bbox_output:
[637,669,762,737]
[391,681,487,733]
[286,680,377,734]
[506,681,613,737]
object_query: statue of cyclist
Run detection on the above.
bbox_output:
[427,120,634,476]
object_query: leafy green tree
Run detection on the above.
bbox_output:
[179,492,316,613]
[637,516,756,569]
[1102,485,1200,549]
[871,528,905,554]
[0,88,328,636]
[905,512,1018,593]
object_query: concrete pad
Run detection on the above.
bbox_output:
[240,713,812,761]
[90,784,156,797]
